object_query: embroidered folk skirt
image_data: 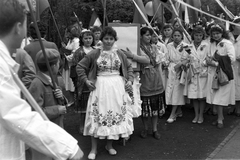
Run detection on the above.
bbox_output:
[83,74,134,140]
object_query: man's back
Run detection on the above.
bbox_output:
[24,39,58,66]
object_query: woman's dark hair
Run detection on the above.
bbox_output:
[29,21,47,39]
[140,26,153,36]
[229,18,240,32]
[191,26,206,40]
[205,22,215,36]
[100,26,118,41]
[80,30,95,47]
[210,23,229,42]
[172,28,184,40]
[0,0,26,36]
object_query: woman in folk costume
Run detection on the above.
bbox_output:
[77,27,134,160]
[123,26,165,140]
[165,28,190,123]
[227,17,240,116]
[184,27,208,124]
[206,24,235,129]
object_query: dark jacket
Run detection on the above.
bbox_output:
[14,49,36,89]
[28,72,66,127]
[214,53,234,81]
[76,48,134,95]
[24,39,58,68]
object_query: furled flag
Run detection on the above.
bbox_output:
[152,0,165,24]
[89,10,102,27]
[185,0,201,24]
[35,0,50,21]
[132,0,147,24]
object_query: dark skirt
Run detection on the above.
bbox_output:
[141,93,165,117]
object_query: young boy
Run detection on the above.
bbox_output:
[29,48,68,160]
[29,48,67,127]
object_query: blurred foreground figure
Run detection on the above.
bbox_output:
[0,0,83,159]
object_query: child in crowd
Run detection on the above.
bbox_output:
[29,49,68,160]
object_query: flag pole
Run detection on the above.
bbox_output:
[26,0,58,91]
[150,3,161,24]
[169,0,191,43]
[103,0,106,28]
[49,6,63,43]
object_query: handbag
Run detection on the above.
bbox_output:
[179,70,186,85]
[212,72,219,90]
[218,67,229,86]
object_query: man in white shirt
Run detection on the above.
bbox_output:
[0,0,83,159]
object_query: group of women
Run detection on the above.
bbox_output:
[62,17,240,159]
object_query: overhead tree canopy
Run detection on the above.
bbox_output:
[37,0,240,46]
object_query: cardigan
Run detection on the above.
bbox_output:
[76,48,134,87]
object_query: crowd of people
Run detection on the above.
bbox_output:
[2,0,240,160]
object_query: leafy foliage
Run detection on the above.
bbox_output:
[37,0,240,46]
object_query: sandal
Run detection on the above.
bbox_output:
[105,146,117,155]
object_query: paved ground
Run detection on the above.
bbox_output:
[64,105,240,160]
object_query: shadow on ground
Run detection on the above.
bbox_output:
[64,105,240,160]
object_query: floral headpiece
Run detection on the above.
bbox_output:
[210,24,223,33]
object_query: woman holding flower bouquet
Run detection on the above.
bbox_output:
[206,24,235,129]
[185,27,209,124]
[165,28,190,123]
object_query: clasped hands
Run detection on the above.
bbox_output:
[206,56,218,67]
[174,59,190,72]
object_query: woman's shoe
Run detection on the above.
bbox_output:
[217,123,224,129]
[152,131,161,140]
[88,152,97,160]
[166,116,176,123]
[105,146,117,155]
[197,118,204,124]
[140,130,148,138]
[192,117,198,124]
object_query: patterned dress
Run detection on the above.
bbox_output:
[83,49,134,139]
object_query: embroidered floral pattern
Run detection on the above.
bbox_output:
[97,50,121,73]
[90,96,127,127]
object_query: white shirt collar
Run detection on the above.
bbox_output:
[0,40,19,73]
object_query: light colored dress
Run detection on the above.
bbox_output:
[84,49,134,139]
[185,41,208,99]
[165,41,189,105]
[206,39,236,106]
[63,37,79,91]
[229,33,240,101]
